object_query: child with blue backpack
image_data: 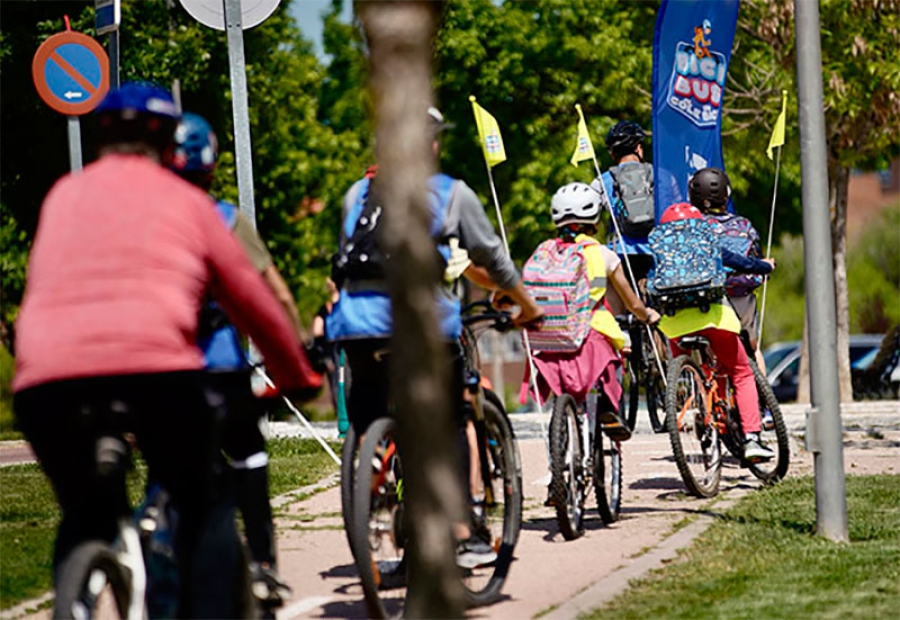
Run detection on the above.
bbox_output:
[689,167,770,368]
[523,182,660,441]
[648,202,775,461]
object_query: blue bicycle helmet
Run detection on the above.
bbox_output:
[605,120,646,159]
[172,112,218,174]
[95,82,179,152]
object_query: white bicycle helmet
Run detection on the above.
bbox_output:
[550,182,601,227]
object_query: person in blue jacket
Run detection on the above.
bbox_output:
[171,112,305,606]
[327,107,542,567]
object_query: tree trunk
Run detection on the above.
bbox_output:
[830,165,852,401]
[357,2,466,618]
[795,164,853,404]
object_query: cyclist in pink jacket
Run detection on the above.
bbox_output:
[13,82,321,618]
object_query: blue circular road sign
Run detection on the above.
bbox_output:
[32,31,110,116]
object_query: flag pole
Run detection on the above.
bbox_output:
[757,142,781,346]
[578,104,666,384]
[758,90,788,347]
[470,95,545,423]
[481,156,545,417]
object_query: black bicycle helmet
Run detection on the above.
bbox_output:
[689,167,731,212]
[605,120,646,159]
[94,81,180,153]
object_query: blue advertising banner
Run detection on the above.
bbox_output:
[652,0,740,219]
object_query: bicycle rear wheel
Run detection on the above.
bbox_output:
[54,541,136,620]
[666,356,721,498]
[747,359,790,483]
[622,344,641,431]
[351,417,406,619]
[644,330,669,434]
[463,390,523,608]
[549,394,587,540]
[593,431,623,523]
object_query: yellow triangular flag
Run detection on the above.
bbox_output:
[570,104,595,167]
[469,96,507,168]
[766,90,787,160]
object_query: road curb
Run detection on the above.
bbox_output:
[540,495,742,620]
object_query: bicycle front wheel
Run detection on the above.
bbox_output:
[747,359,790,484]
[54,541,136,620]
[340,423,359,557]
[666,356,721,498]
[351,417,406,619]
[549,394,587,540]
[462,390,523,608]
[593,431,623,523]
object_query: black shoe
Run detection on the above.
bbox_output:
[598,410,633,441]
[250,562,292,607]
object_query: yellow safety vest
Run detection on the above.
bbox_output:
[575,234,626,350]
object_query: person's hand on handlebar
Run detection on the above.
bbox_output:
[644,308,662,326]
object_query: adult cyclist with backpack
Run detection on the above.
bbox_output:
[170,111,301,606]
[648,202,775,461]
[327,106,543,567]
[689,167,770,370]
[12,83,320,618]
[592,121,657,293]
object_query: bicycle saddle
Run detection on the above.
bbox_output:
[677,335,710,350]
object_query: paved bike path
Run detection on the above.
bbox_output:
[271,410,899,620]
[3,406,898,620]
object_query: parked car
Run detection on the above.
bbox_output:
[765,334,885,403]
[850,327,900,400]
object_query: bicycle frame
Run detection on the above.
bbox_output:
[682,344,738,440]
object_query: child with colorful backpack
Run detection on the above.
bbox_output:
[647,202,775,461]
[522,182,660,441]
[688,167,771,369]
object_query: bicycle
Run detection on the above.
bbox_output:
[546,373,625,540]
[348,301,524,618]
[53,400,276,620]
[665,331,790,498]
[618,314,669,433]
[53,430,147,619]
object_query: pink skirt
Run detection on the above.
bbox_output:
[520,329,623,408]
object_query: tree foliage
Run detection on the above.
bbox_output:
[1,0,895,342]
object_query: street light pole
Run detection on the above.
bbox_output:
[794,0,848,542]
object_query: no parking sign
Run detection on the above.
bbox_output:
[32,31,109,116]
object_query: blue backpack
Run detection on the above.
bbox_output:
[709,213,765,297]
[647,217,727,314]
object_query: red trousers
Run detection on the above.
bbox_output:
[669,327,761,434]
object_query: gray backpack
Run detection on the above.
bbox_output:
[609,163,655,238]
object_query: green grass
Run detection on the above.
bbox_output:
[0,343,20,439]
[583,474,900,620]
[0,437,338,611]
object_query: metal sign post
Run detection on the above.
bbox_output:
[179,0,280,228]
[223,0,256,226]
[67,117,83,171]
[95,0,120,88]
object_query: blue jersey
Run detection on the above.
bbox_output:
[199,200,247,369]
[327,173,462,341]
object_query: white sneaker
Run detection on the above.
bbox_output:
[744,438,774,462]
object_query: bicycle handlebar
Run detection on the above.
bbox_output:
[460,300,515,333]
